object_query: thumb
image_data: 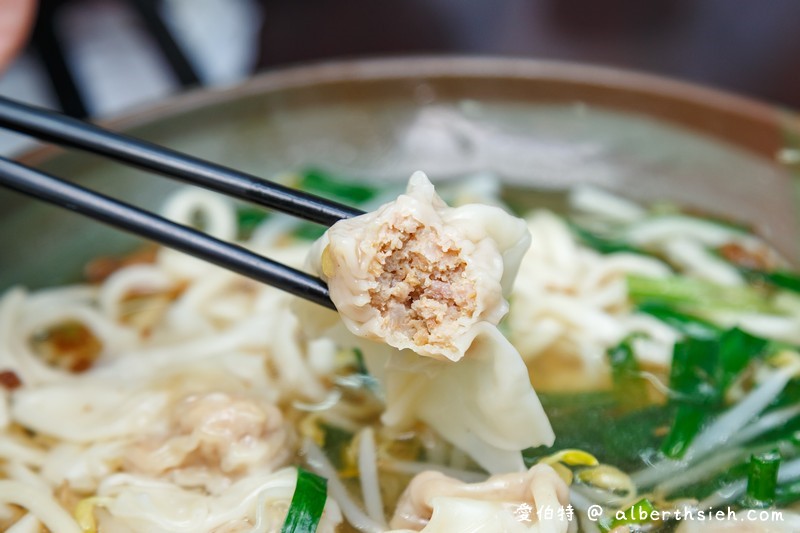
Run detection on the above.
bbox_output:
[0,0,38,72]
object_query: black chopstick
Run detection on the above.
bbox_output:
[0,156,336,310]
[0,96,364,226]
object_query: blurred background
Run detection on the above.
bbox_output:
[1,0,800,154]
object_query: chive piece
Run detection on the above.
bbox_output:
[668,338,719,405]
[660,338,719,458]
[235,206,269,237]
[776,479,800,505]
[352,348,381,394]
[300,169,379,205]
[627,274,774,313]
[637,303,722,340]
[766,271,800,293]
[660,404,706,458]
[745,450,781,508]
[293,222,327,241]
[599,498,657,532]
[281,468,328,533]
[741,269,800,294]
[568,222,645,255]
[660,329,773,459]
[319,423,355,470]
[770,379,800,411]
[606,335,647,409]
[353,348,369,376]
[717,327,768,392]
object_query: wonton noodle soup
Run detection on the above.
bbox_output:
[0,168,799,532]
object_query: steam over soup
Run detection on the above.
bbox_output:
[0,170,799,532]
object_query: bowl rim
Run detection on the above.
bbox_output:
[16,56,794,166]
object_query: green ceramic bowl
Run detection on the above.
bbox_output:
[2,57,798,289]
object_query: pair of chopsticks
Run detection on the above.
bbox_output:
[0,96,366,310]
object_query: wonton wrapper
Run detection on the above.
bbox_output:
[305,173,554,473]
[381,325,555,473]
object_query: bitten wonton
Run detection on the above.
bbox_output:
[309,171,530,362]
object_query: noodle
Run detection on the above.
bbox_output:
[358,428,387,527]
[6,514,43,533]
[0,480,81,533]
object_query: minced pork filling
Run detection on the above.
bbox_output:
[368,216,478,349]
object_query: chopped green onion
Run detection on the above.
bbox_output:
[627,275,775,313]
[637,303,722,340]
[299,169,380,205]
[599,498,657,532]
[744,450,781,508]
[281,468,328,533]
